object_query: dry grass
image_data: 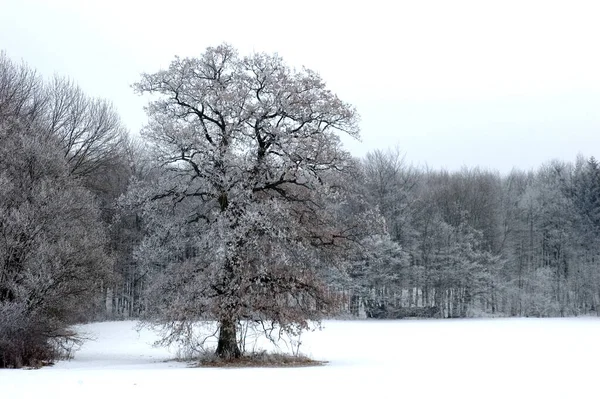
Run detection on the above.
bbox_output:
[195,352,327,368]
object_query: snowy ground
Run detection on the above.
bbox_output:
[1,318,599,399]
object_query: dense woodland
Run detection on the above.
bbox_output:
[1,47,600,367]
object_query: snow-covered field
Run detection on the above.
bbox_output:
[1,318,599,398]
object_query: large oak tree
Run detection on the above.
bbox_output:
[132,44,369,359]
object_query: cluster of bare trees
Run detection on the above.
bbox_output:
[2,45,600,367]
[0,52,129,367]
[354,149,600,319]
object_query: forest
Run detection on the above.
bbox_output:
[1,45,599,368]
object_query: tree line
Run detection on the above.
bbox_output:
[1,46,599,367]
[354,150,600,319]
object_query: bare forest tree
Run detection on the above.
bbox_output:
[0,52,126,368]
[0,119,112,367]
[106,138,154,318]
[0,51,134,317]
[0,52,128,183]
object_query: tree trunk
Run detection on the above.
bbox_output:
[215,319,241,359]
[350,293,361,317]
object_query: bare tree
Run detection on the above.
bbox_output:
[44,75,128,180]
[129,44,373,359]
[0,52,128,183]
[1,52,134,322]
[0,51,47,123]
[0,119,112,368]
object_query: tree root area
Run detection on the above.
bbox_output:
[195,353,327,368]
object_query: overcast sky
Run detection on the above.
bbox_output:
[1,0,599,173]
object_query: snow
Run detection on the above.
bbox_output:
[1,318,599,398]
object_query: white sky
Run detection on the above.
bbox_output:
[1,0,599,173]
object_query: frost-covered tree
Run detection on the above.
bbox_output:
[0,52,128,183]
[362,148,417,245]
[131,44,370,359]
[354,149,415,317]
[347,235,407,318]
[0,120,112,368]
[105,139,153,318]
[1,51,132,321]
[571,156,600,314]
